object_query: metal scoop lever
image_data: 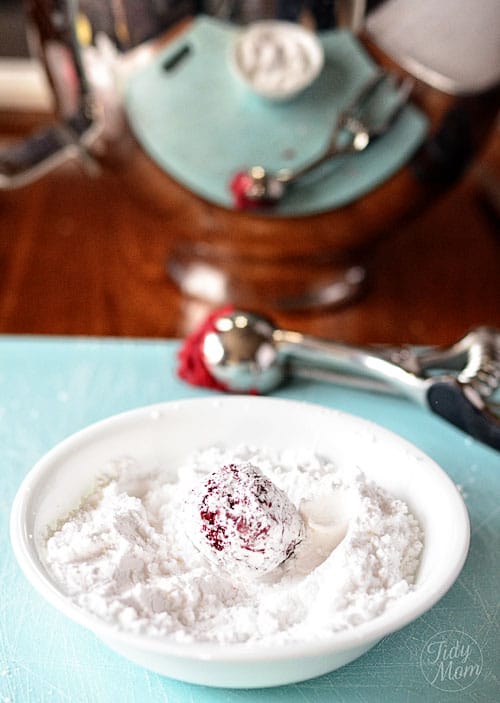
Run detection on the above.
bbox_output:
[199,310,500,451]
[418,327,500,449]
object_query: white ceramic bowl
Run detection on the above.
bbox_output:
[10,396,469,688]
[230,21,324,101]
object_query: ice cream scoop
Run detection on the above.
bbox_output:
[177,308,500,451]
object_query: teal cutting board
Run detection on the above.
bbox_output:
[125,18,428,216]
[1,336,499,702]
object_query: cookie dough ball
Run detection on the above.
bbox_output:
[184,462,304,575]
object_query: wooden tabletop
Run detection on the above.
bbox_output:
[1,106,499,346]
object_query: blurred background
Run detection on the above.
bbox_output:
[0,0,499,344]
[0,1,28,57]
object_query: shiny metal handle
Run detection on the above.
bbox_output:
[275,326,500,450]
[273,329,426,402]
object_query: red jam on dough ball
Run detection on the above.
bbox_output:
[184,463,304,575]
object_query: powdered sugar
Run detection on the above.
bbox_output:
[232,21,324,100]
[44,445,423,645]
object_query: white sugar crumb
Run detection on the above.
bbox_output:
[44,445,423,646]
